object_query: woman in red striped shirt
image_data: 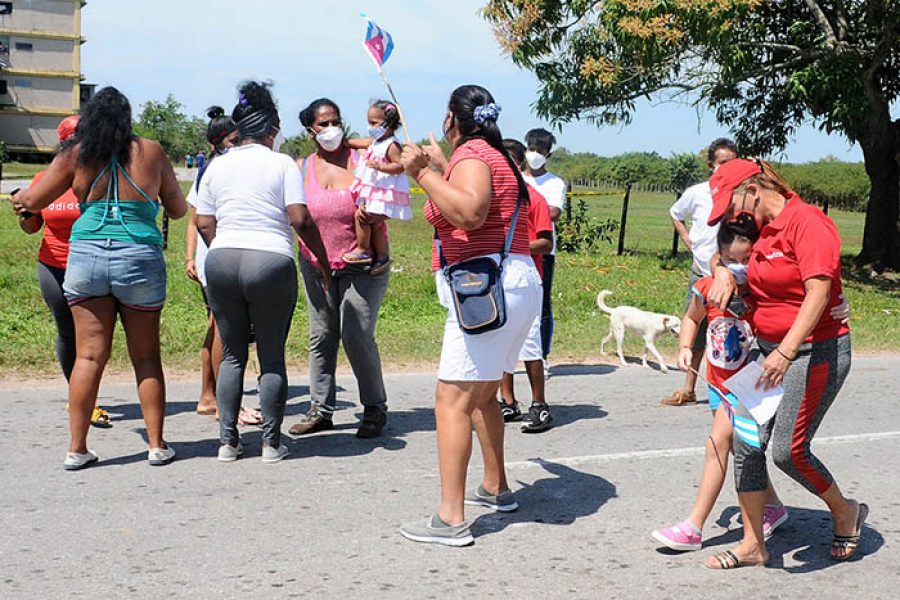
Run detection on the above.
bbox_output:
[398,85,542,546]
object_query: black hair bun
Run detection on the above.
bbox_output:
[206,105,225,120]
[237,81,276,113]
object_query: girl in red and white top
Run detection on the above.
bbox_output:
[398,85,541,546]
[705,159,864,569]
[13,116,111,428]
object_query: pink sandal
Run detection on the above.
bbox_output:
[238,407,262,426]
[342,250,374,265]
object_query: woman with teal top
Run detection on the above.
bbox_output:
[14,87,187,470]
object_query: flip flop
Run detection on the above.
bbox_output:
[705,549,767,570]
[196,406,218,416]
[831,502,869,561]
[238,407,263,426]
[90,407,113,429]
[369,257,392,276]
[342,250,374,265]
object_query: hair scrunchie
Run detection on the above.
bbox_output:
[473,103,501,124]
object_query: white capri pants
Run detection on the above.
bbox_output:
[435,254,542,381]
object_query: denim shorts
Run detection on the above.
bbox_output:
[64,240,167,310]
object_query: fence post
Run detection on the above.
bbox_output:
[670,190,681,258]
[823,198,830,215]
[617,182,632,256]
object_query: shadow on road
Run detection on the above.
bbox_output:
[546,363,619,377]
[471,459,617,539]
[102,384,345,423]
[700,505,884,572]
[101,400,199,422]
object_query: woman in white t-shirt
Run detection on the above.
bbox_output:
[195,81,330,464]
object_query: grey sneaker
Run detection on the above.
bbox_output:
[399,515,474,547]
[217,442,243,462]
[261,443,289,464]
[464,484,519,512]
[63,450,98,471]
[148,444,176,466]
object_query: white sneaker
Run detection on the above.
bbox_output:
[261,443,289,464]
[218,442,243,462]
[148,444,176,466]
[63,450,98,471]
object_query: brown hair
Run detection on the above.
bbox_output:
[735,159,793,197]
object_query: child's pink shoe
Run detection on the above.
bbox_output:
[763,504,789,538]
[736,503,789,538]
[651,520,702,552]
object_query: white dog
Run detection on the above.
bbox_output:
[597,290,681,372]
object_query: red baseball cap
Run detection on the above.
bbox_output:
[707,158,763,225]
[57,115,79,142]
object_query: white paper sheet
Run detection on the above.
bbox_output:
[723,360,784,425]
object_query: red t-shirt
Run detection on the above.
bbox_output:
[30,171,80,269]
[747,194,850,343]
[527,185,552,277]
[426,139,531,271]
[692,277,755,391]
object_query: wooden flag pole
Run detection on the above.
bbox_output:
[363,45,411,142]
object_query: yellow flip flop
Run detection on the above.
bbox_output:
[66,403,113,428]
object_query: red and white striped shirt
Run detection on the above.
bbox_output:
[426,138,530,271]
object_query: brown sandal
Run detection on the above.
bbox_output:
[661,390,697,406]
[832,502,869,561]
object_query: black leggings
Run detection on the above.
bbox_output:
[37,261,76,381]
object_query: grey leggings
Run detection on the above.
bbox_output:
[300,260,388,415]
[205,248,298,447]
[37,261,76,380]
[733,334,852,494]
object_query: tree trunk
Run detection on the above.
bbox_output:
[858,110,900,270]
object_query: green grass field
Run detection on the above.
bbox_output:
[1,162,46,180]
[1,184,898,376]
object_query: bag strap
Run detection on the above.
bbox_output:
[300,156,309,194]
[435,185,524,272]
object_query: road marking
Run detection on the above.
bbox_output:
[506,430,900,470]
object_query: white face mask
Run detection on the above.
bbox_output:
[726,262,749,285]
[315,126,344,152]
[525,150,547,170]
[272,131,285,153]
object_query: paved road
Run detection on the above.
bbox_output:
[1,357,898,599]
[0,178,32,194]
[2,168,195,196]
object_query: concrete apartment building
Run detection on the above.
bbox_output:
[0,0,90,154]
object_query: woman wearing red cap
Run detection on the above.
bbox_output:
[11,116,111,428]
[705,158,865,568]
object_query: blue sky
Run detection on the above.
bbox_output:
[81,0,864,162]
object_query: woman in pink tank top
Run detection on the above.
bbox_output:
[290,98,390,440]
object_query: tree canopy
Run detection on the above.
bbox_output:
[133,94,207,162]
[483,0,900,268]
